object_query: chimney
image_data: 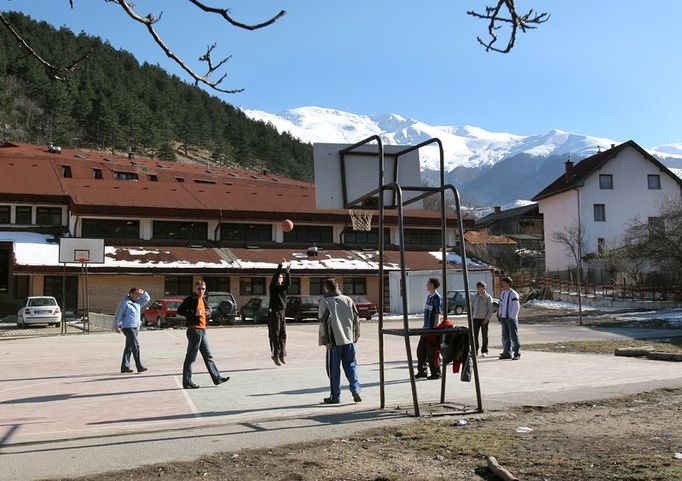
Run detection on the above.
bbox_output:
[493,206,501,215]
[565,160,574,182]
[610,143,615,149]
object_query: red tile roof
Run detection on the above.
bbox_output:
[0,143,466,227]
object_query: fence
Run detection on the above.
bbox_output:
[539,269,682,303]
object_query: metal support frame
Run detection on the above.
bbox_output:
[340,136,483,417]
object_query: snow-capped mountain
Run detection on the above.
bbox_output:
[242,106,682,205]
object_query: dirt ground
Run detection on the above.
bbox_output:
[50,388,682,481]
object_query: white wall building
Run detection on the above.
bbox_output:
[532,141,682,272]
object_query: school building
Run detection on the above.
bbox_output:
[0,142,489,315]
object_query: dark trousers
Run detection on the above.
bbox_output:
[473,318,489,354]
[268,309,287,360]
[327,343,361,400]
[416,337,439,375]
[183,328,222,386]
[121,327,144,371]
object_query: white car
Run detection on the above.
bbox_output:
[17,296,62,328]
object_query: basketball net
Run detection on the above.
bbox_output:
[348,209,374,231]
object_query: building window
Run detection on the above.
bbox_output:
[153,221,208,240]
[309,277,327,295]
[404,228,441,246]
[43,275,78,310]
[240,277,266,295]
[597,238,605,255]
[343,277,367,295]
[220,223,272,242]
[204,277,230,293]
[0,206,10,224]
[148,174,158,182]
[289,277,301,295]
[283,225,333,244]
[176,177,185,183]
[648,216,664,230]
[36,207,63,225]
[82,219,140,238]
[342,228,391,245]
[648,174,661,190]
[61,165,72,178]
[92,168,103,179]
[15,206,32,225]
[164,276,193,296]
[598,174,613,189]
[114,171,139,181]
[593,204,606,222]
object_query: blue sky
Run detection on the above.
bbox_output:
[5,0,682,146]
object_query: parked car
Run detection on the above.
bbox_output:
[446,290,499,315]
[351,295,378,320]
[286,295,322,322]
[17,296,62,328]
[142,298,184,328]
[239,297,270,323]
[205,291,238,324]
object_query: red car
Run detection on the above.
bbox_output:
[142,298,184,328]
[351,296,378,320]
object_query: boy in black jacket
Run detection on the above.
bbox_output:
[268,258,291,366]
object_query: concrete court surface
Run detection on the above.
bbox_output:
[1,319,681,481]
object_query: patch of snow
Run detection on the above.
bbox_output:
[525,300,598,311]
[429,251,487,267]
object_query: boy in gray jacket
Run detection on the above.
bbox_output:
[471,281,494,356]
[318,278,361,404]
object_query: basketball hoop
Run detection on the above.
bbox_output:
[349,209,375,231]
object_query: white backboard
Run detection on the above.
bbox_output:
[313,143,423,210]
[59,238,105,264]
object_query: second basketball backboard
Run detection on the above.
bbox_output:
[313,142,423,210]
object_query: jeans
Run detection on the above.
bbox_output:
[121,327,144,371]
[473,318,489,354]
[500,317,520,356]
[327,343,361,400]
[416,337,439,375]
[268,309,287,360]
[183,328,222,386]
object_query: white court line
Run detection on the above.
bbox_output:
[174,375,203,420]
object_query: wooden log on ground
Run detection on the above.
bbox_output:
[487,456,519,481]
[646,351,682,362]
[614,346,654,357]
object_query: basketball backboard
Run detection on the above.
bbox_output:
[59,238,105,264]
[313,142,423,210]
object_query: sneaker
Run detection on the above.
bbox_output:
[323,397,340,404]
[427,373,441,380]
[352,392,362,403]
[279,356,286,365]
[215,376,230,385]
[183,382,200,389]
[481,352,488,357]
[137,367,148,373]
[512,354,521,361]
[271,355,281,366]
[415,372,428,379]
[499,353,512,360]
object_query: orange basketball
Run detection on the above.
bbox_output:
[282,219,294,232]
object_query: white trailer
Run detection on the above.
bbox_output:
[388,269,494,315]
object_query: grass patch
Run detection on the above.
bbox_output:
[524,337,682,354]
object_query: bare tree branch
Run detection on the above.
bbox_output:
[467,0,549,53]
[0,11,91,80]
[108,0,245,94]
[186,0,286,31]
